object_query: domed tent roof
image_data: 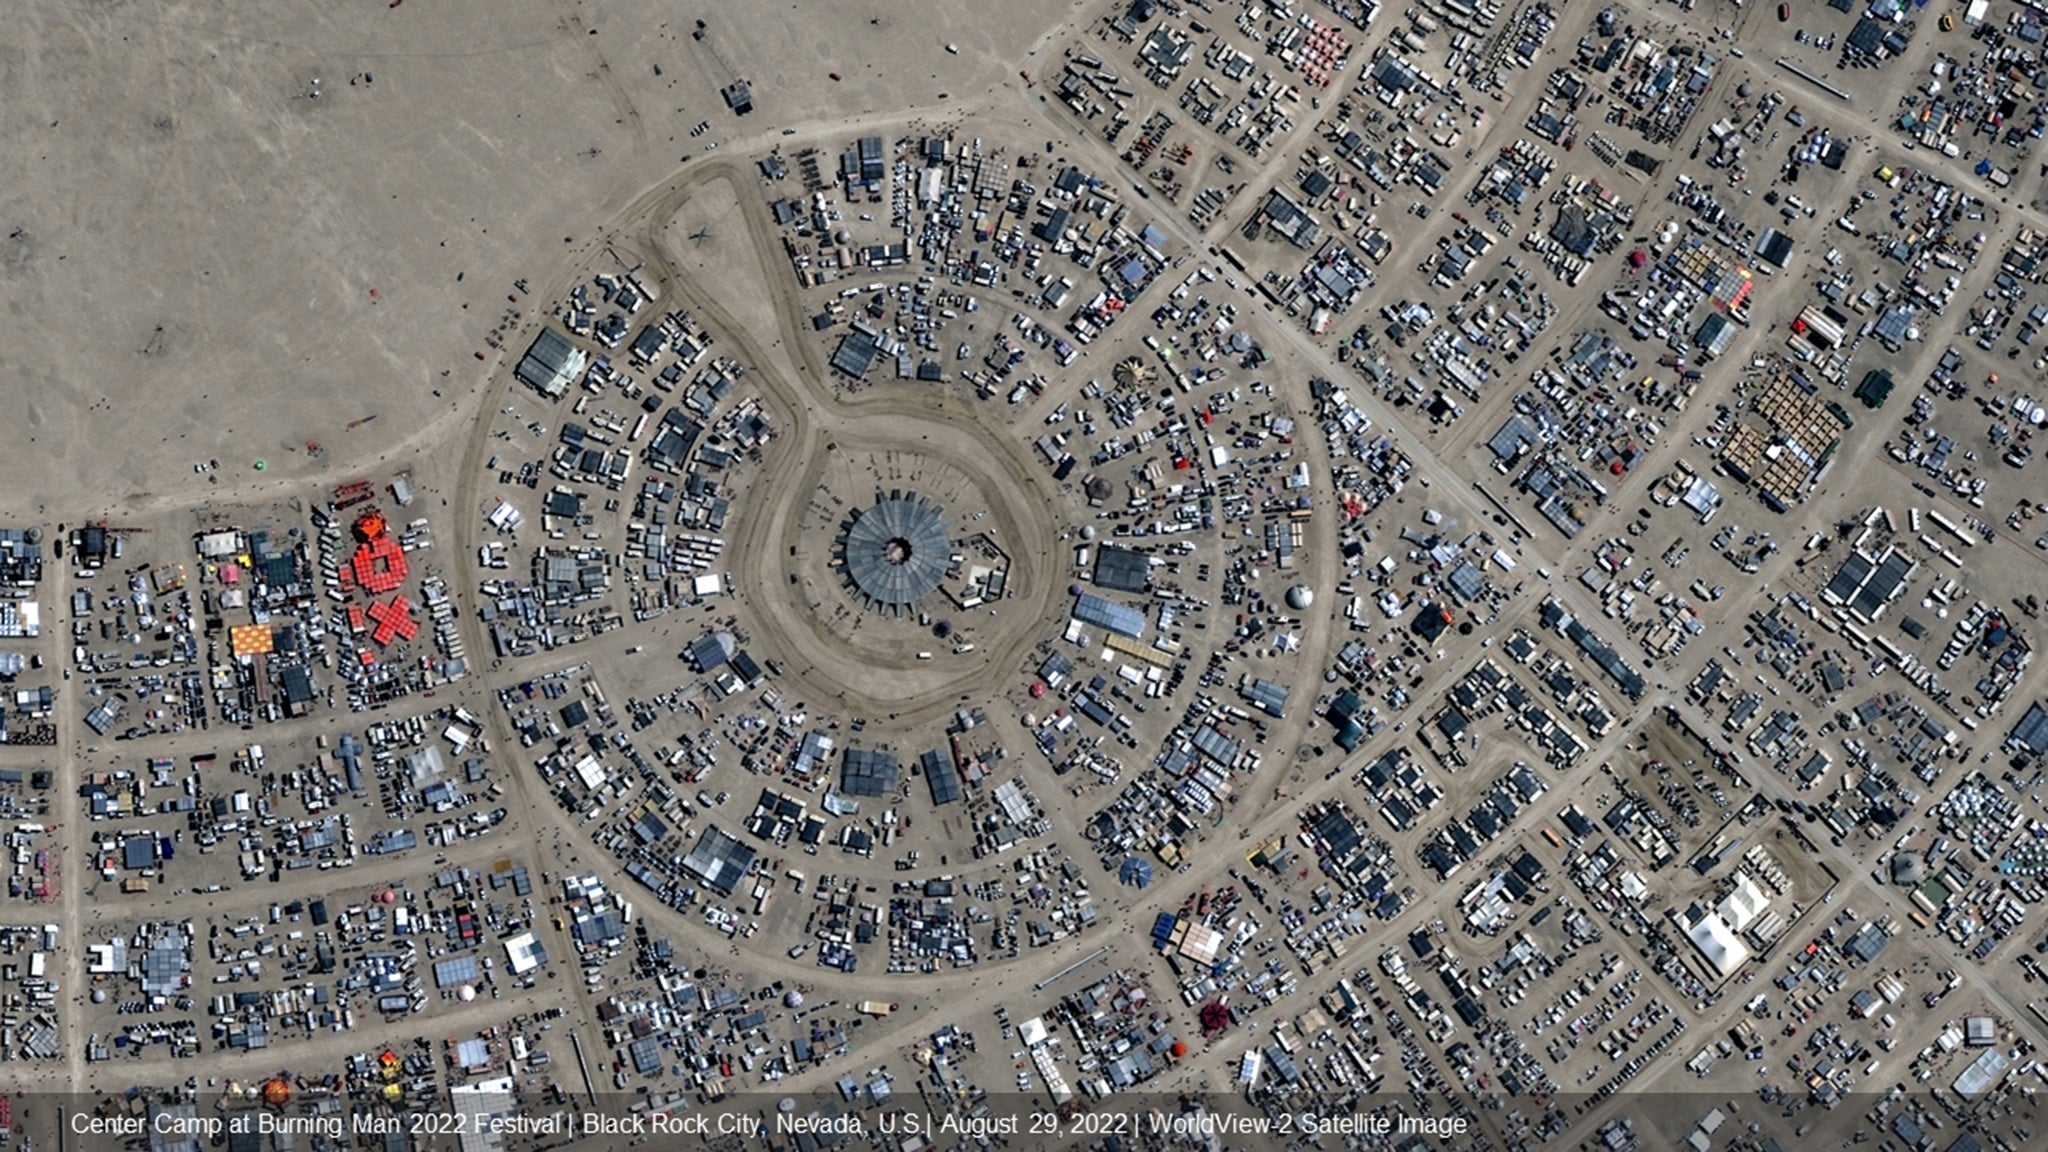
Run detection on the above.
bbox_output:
[1118,856,1154,888]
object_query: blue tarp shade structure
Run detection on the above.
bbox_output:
[1151,912,1177,947]
[1119,856,1154,889]
[122,838,156,870]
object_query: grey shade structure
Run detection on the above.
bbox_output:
[141,930,188,996]
[2012,702,2048,756]
[516,328,586,399]
[1073,592,1145,638]
[836,490,951,612]
[1093,545,1151,593]
[433,956,480,988]
[688,630,737,671]
[921,748,962,806]
[840,746,900,797]
[680,825,757,895]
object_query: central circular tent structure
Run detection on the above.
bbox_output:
[835,490,952,613]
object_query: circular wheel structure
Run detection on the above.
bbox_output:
[835,490,952,613]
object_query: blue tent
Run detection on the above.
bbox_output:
[1151,912,1177,944]
[1119,856,1154,889]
